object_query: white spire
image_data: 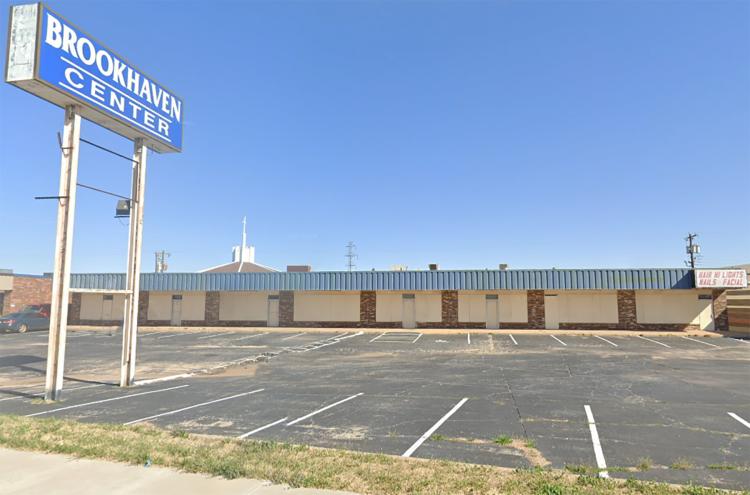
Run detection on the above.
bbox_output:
[238,216,247,272]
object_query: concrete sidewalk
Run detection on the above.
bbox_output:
[0,448,357,495]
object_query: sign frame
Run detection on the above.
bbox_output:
[5,2,183,153]
[695,269,748,289]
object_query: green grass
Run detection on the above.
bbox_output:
[493,435,513,446]
[0,415,746,495]
[430,434,445,441]
[637,457,653,471]
[671,458,694,470]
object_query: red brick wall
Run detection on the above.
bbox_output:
[2,276,52,315]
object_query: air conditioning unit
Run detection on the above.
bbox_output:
[429,263,439,271]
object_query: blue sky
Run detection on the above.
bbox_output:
[1,0,748,274]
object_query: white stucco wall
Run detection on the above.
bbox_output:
[557,292,619,323]
[458,292,528,323]
[148,292,205,321]
[376,292,441,322]
[376,293,402,322]
[416,293,442,322]
[219,292,270,321]
[80,293,126,321]
[636,290,713,327]
[294,292,360,322]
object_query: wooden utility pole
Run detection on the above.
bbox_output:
[120,139,148,387]
[44,105,81,401]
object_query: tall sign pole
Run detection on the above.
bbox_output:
[44,105,81,401]
[120,138,148,386]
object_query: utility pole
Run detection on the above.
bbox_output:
[44,105,81,401]
[685,233,701,269]
[120,138,148,387]
[154,250,170,273]
[346,241,357,272]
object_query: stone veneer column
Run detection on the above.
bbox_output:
[360,291,376,325]
[279,291,295,326]
[67,292,82,324]
[441,291,458,327]
[617,290,637,329]
[205,291,220,324]
[712,289,728,332]
[138,291,149,325]
[527,290,545,329]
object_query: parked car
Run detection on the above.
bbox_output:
[21,304,51,317]
[0,309,50,333]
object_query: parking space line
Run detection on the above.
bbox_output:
[402,398,468,458]
[238,417,289,439]
[728,412,750,430]
[509,334,518,345]
[584,405,609,479]
[26,384,189,417]
[197,333,230,340]
[412,333,423,343]
[467,333,471,345]
[731,338,749,345]
[286,393,364,426]
[550,335,567,346]
[281,332,307,341]
[0,382,108,402]
[637,335,671,348]
[124,388,264,425]
[594,335,618,347]
[232,332,269,342]
[681,336,720,348]
[369,333,385,343]
[155,333,182,340]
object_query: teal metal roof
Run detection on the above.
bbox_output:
[70,269,695,292]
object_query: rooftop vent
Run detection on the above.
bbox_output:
[286,265,312,272]
[429,263,439,271]
[499,264,508,271]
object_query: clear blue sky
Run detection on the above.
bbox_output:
[1,0,748,274]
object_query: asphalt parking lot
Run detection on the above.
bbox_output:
[1,328,749,491]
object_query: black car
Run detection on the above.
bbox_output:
[0,310,50,333]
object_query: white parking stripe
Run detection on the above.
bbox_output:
[731,338,749,345]
[0,383,108,402]
[231,332,269,342]
[412,333,423,343]
[681,336,719,348]
[286,393,363,426]
[197,333,228,340]
[509,334,518,345]
[584,405,609,479]
[637,335,671,348]
[124,389,264,425]
[281,332,307,341]
[550,335,567,346]
[467,333,471,345]
[155,333,182,340]
[594,335,618,347]
[402,398,468,458]
[238,417,289,439]
[369,333,385,343]
[728,412,750,430]
[26,385,189,417]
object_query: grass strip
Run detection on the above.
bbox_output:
[0,415,745,495]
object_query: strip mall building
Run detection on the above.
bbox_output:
[65,268,746,332]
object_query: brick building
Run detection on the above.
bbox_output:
[0,271,53,315]
[67,268,739,332]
